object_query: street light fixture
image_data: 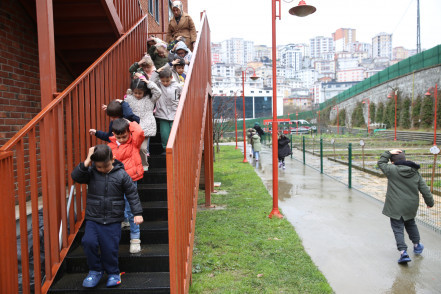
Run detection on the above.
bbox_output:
[269,0,316,219]
[362,98,370,135]
[333,105,339,134]
[242,67,259,163]
[425,84,438,145]
[387,89,398,141]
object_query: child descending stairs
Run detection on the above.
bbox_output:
[48,127,170,293]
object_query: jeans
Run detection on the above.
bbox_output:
[82,221,121,274]
[390,217,420,251]
[254,151,260,160]
[124,181,140,239]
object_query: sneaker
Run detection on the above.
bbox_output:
[143,166,149,171]
[121,221,130,229]
[414,243,424,254]
[146,152,150,157]
[106,274,121,287]
[398,251,411,264]
[282,165,286,170]
[130,239,141,253]
[278,162,282,168]
[82,270,103,288]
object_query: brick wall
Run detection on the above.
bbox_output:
[0,0,74,147]
[139,0,189,42]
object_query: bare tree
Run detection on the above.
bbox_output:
[213,92,237,152]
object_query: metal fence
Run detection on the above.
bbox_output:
[276,134,441,233]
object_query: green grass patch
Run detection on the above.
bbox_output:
[190,146,332,294]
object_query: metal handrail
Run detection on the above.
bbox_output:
[0,13,148,294]
[59,185,75,250]
[166,11,213,293]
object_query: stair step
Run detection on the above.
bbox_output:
[138,183,167,202]
[141,201,168,221]
[140,168,167,184]
[148,155,166,169]
[77,221,169,244]
[48,272,170,293]
[64,244,169,273]
[149,142,164,154]
[120,221,169,244]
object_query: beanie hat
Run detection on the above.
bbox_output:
[390,152,406,162]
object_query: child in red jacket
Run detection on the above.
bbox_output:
[108,118,145,253]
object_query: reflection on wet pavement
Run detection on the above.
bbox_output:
[231,142,441,294]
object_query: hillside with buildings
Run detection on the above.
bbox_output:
[212,28,418,118]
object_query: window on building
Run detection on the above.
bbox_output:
[155,0,160,23]
[251,91,254,93]
[168,0,173,19]
[149,0,153,15]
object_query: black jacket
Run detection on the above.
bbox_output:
[95,101,140,142]
[278,136,292,158]
[71,159,143,224]
[254,125,265,137]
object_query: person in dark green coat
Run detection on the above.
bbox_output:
[378,149,434,264]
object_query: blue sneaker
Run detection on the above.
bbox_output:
[106,274,121,287]
[414,243,424,254]
[398,251,411,264]
[82,270,103,288]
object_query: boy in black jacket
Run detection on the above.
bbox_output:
[71,145,144,288]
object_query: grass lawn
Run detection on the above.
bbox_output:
[190,146,332,294]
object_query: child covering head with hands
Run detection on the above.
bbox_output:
[71,145,143,288]
[377,149,434,264]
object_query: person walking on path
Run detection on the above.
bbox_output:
[377,149,434,264]
[278,133,291,169]
[251,130,262,161]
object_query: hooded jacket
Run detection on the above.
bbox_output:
[108,121,145,182]
[71,159,143,224]
[150,72,183,121]
[251,133,262,152]
[168,41,192,73]
[378,151,434,220]
[166,2,197,51]
[278,135,292,158]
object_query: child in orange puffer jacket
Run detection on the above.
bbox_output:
[108,118,144,253]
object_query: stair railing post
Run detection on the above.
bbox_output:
[0,151,19,293]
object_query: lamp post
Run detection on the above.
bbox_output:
[296,111,298,135]
[362,98,370,135]
[234,92,238,149]
[387,89,398,141]
[242,67,259,162]
[425,84,438,145]
[333,106,339,134]
[269,0,316,219]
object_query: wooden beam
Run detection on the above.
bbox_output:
[36,0,57,107]
[101,0,124,36]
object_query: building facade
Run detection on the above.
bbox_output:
[372,32,393,59]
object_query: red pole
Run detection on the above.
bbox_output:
[367,99,370,134]
[394,90,397,141]
[235,94,238,149]
[242,71,248,162]
[269,0,283,219]
[296,111,298,135]
[435,84,438,145]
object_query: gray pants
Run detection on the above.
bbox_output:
[390,217,420,251]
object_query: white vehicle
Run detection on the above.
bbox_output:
[290,120,317,134]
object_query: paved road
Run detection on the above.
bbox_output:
[239,143,441,294]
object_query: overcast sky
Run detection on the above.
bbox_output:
[188,0,441,50]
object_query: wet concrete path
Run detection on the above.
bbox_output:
[236,143,441,294]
